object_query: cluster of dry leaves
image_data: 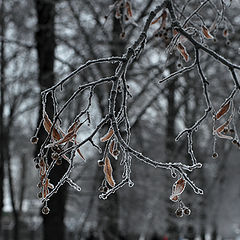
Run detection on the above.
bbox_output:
[98,128,121,192]
[169,177,191,217]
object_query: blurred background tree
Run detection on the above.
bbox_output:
[0,0,240,240]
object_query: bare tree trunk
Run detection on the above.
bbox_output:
[0,0,5,232]
[6,129,20,240]
[211,225,217,240]
[34,1,68,240]
[18,154,27,213]
[165,70,179,240]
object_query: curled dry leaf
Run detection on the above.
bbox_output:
[67,120,84,134]
[160,10,167,29]
[109,140,115,153]
[103,156,115,187]
[202,25,213,39]
[67,121,79,133]
[216,101,231,120]
[151,16,161,25]
[126,1,132,18]
[223,29,228,38]
[214,115,233,140]
[109,140,119,159]
[57,131,76,145]
[173,29,178,36]
[215,115,232,133]
[170,177,186,201]
[100,128,114,142]
[77,148,85,160]
[177,43,189,62]
[216,131,233,140]
[151,10,167,28]
[43,112,61,141]
[173,178,186,195]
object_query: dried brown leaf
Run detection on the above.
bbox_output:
[43,112,61,140]
[58,131,76,145]
[172,177,186,196]
[104,156,115,187]
[126,1,132,18]
[67,120,84,133]
[109,140,119,159]
[177,43,189,62]
[223,29,228,38]
[100,128,114,142]
[216,131,233,140]
[216,101,231,120]
[214,115,233,140]
[173,29,178,36]
[215,115,232,134]
[202,25,213,39]
[77,148,85,160]
[109,140,115,155]
[160,10,167,29]
[151,16,161,25]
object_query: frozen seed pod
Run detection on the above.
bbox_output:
[232,139,238,144]
[103,186,108,193]
[229,129,235,133]
[175,208,183,218]
[177,63,182,68]
[113,150,120,157]
[30,136,39,144]
[98,186,104,192]
[42,206,50,215]
[98,160,104,167]
[120,32,125,39]
[223,128,229,134]
[212,152,218,159]
[183,207,191,216]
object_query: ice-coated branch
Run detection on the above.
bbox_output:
[32,0,240,216]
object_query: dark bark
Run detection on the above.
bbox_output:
[211,225,217,240]
[6,134,19,240]
[34,1,68,240]
[0,0,5,232]
[185,225,196,240]
[165,64,179,240]
[19,154,27,213]
[200,227,206,240]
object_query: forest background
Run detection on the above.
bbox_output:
[0,0,240,240]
